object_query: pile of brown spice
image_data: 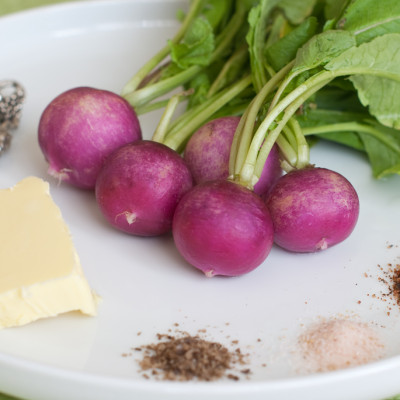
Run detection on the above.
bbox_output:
[384,244,400,308]
[135,333,249,381]
[364,243,400,315]
[392,267,400,306]
[369,261,400,315]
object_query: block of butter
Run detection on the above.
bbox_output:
[0,176,98,329]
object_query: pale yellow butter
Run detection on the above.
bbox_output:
[0,176,98,329]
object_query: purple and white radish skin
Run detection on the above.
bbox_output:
[184,116,282,196]
[95,140,193,236]
[265,167,359,253]
[38,87,142,189]
[184,117,239,184]
[172,179,274,277]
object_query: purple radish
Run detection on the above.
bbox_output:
[184,116,240,184]
[253,144,282,197]
[172,179,274,277]
[184,116,282,196]
[95,140,193,236]
[265,167,359,253]
[38,87,142,189]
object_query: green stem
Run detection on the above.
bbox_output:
[152,89,194,143]
[264,62,276,79]
[207,43,248,98]
[237,67,327,186]
[211,101,249,119]
[250,76,332,182]
[228,103,252,176]
[165,77,247,140]
[303,121,400,154]
[124,65,202,108]
[163,75,253,151]
[136,61,170,90]
[121,0,204,96]
[231,61,295,177]
[288,117,309,169]
[124,2,247,109]
[268,69,300,112]
[250,4,274,92]
[281,120,298,152]
[253,61,400,176]
[236,58,400,186]
[249,64,400,183]
[209,2,247,63]
[135,99,171,115]
[166,95,218,136]
[277,128,298,167]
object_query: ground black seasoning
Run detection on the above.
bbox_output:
[134,332,249,381]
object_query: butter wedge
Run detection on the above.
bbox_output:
[0,176,98,329]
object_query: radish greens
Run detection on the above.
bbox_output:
[121,0,400,181]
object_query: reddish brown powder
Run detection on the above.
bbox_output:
[368,261,400,312]
[391,266,400,306]
[136,333,248,381]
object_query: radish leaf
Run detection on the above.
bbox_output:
[293,30,356,74]
[323,0,350,21]
[339,0,400,44]
[246,0,280,91]
[169,18,215,69]
[325,34,400,128]
[359,121,400,178]
[265,16,318,71]
[351,76,400,129]
[278,0,317,25]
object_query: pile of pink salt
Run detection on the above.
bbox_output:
[298,318,384,372]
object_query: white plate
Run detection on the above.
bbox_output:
[1,1,400,399]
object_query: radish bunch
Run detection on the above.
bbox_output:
[37,0,369,280]
[37,85,359,279]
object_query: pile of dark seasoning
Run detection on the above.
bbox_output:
[393,267,400,306]
[378,261,400,311]
[128,329,250,381]
[365,242,400,315]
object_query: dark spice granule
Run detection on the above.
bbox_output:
[137,333,249,381]
[369,259,400,312]
[392,266,400,306]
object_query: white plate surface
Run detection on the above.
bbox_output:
[1,1,400,399]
